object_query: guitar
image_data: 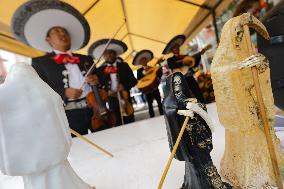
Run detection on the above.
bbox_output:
[136,66,162,94]
[172,44,212,75]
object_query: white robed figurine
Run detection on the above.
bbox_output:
[0,62,94,189]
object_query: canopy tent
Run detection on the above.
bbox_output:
[0,0,232,69]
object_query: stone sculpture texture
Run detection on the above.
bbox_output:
[211,13,284,188]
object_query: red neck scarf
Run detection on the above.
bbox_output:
[52,54,80,64]
[104,65,118,75]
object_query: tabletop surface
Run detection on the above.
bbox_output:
[1,103,283,189]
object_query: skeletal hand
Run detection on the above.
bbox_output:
[238,53,268,69]
[178,98,198,118]
[177,110,194,118]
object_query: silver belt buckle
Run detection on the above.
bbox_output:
[65,99,87,110]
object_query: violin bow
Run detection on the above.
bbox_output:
[117,91,125,125]
[70,129,114,157]
[158,116,190,189]
[80,19,127,89]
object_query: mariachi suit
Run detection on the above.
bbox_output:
[167,52,205,103]
[137,67,163,118]
[96,58,137,126]
[32,52,95,136]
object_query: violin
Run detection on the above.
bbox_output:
[86,85,116,131]
[81,21,127,127]
[117,89,134,117]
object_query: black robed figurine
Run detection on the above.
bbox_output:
[163,72,232,189]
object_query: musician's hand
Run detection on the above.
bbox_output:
[117,84,124,92]
[65,88,82,99]
[183,61,194,67]
[108,90,116,97]
[144,66,150,72]
[200,48,206,54]
[183,56,195,67]
[85,74,99,85]
[157,58,164,64]
[200,44,212,54]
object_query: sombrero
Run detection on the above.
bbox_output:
[11,0,90,52]
[88,39,128,59]
[162,34,186,55]
[132,49,153,66]
[0,56,7,62]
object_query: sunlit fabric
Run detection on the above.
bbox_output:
[0,0,232,68]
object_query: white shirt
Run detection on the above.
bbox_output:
[107,62,119,92]
[54,50,92,99]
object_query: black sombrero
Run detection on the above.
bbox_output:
[88,39,128,59]
[11,0,90,52]
[132,49,153,66]
[162,34,186,55]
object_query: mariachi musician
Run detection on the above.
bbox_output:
[11,0,99,136]
[133,50,163,118]
[163,35,209,103]
[88,39,137,126]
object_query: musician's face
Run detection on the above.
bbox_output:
[46,26,71,52]
[171,45,180,55]
[104,50,117,63]
[248,2,261,18]
[139,57,148,66]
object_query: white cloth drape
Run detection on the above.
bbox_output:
[0,62,92,189]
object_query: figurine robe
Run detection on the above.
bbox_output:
[211,13,284,188]
[0,62,93,189]
[163,72,232,189]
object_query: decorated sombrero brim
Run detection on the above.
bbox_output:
[132,49,153,66]
[162,34,186,55]
[11,0,90,52]
[0,56,7,62]
[88,39,128,59]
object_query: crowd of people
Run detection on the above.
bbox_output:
[1,0,284,189]
[1,0,282,138]
[30,23,209,136]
